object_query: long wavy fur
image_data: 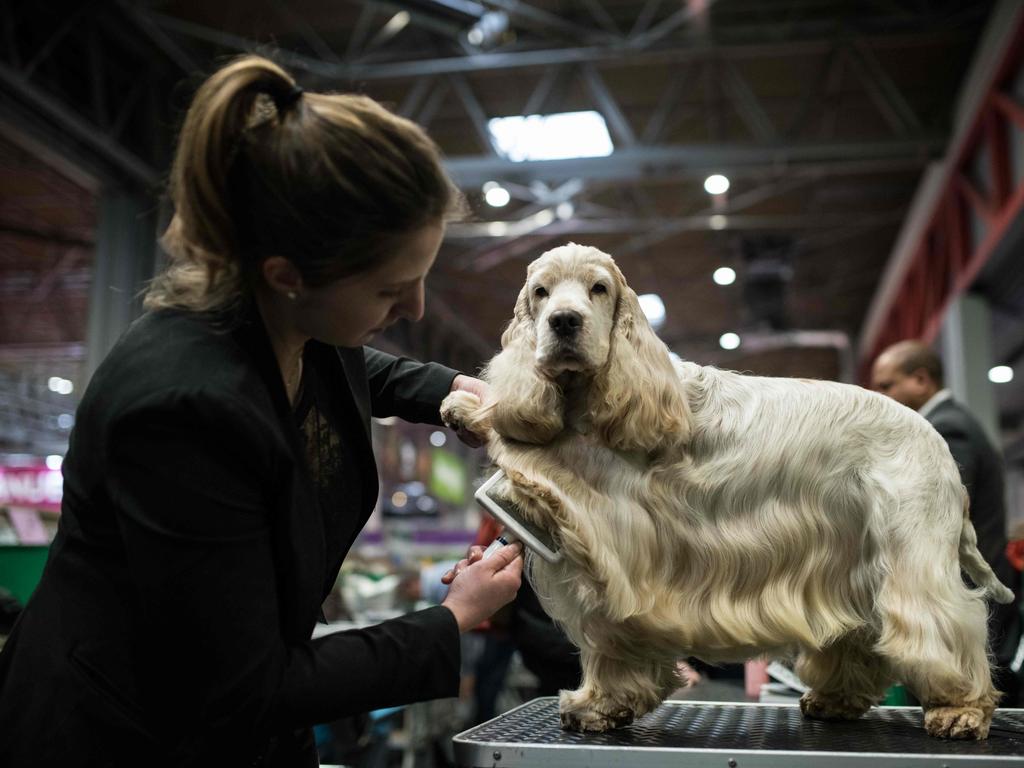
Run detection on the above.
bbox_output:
[440,243,1012,739]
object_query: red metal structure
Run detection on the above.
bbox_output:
[859,12,1024,380]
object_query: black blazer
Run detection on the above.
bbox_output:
[0,308,462,767]
[925,397,1009,573]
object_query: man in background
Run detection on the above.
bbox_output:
[872,339,1021,706]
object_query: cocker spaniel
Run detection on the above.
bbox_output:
[441,243,1015,740]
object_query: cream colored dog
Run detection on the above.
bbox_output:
[441,243,1014,740]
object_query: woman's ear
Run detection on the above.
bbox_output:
[260,256,305,299]
[481,284,564,444]
[589,269,691,454]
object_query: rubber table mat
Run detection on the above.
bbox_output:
[453,697,1024,767]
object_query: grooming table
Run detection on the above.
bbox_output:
[453,697,1024,767]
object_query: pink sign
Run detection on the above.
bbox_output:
[0,466,63,512]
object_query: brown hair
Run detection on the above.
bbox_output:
[145,55,463,313]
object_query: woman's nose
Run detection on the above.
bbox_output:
[397,282,425,322]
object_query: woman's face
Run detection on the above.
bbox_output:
[297,223,445,348]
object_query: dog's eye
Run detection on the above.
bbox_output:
[534,286,548,299]
[591,283,607,295]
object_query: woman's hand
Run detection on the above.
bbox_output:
[441,542,523,633]
[440,545,487,585]
[449,375,489,448]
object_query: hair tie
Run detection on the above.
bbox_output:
[275,84,304,112]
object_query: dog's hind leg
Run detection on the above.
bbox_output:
[875,567,998,739]
[559,649,677,732]
[797,636,893,721]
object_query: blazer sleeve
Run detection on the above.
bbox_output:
[105,391,459,751]
[363,347,460,426]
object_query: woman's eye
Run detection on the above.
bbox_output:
[591,283,607,294]
[534,286,548,298]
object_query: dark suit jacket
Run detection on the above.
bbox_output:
[925,398,1008,573]
[925,397,1020,666]
[0,308,462,767]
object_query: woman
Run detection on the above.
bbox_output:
[0,56,522,766]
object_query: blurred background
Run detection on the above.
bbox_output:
[1,0,1023,764]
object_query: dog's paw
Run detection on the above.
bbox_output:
[439,390,481,432]
[558,689,635,733]
[799,690,871,721]
[559,705,634,733]
[924,705,991,740]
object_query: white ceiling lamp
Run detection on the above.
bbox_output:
[47,376,73,395]
[482,181,510,207]
[488,111,614,162]
[704,174,730,195]
[638,293,666,329]
[708,214,728,230]
[467,10,510,49]
[719,332,741,350]
[988,365,1013,384]
[713,267,736,285]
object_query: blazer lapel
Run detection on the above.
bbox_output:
[334,346,373,445]
[232,307,326,638]
[326,345,380,504]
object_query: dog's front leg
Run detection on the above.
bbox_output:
[440,390,491,438]
[559,649,678,732]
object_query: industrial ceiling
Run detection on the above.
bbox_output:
[4,0,1022,458]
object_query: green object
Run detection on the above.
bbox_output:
[0,545,49,604]
[883,684,910,706]
[429,449,467,504]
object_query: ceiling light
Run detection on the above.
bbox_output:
[486,221,509,236]
[708,214,728,230]
[638,293,666,329]
[713,267,736,285]
[532,209,555,227]
[988,365,1013,384]
[719,332,741,350]
[556,201,575,220]
[46,455,63,470]
[57,413,74,429]
[467,10,509,49]
[488,111,614,162]
[48,376,73,394]
[430,430,447,447]
[704,174,730,195]
[383,11,410,36]
[483,181,510,207]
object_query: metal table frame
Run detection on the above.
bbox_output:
[453,697,1024,767]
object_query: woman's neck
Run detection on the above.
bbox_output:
[254,288,309,405]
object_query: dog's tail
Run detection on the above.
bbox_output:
[958,491,1015,604]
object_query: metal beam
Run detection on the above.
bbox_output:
[443,137,944,187]
[0,62,160,188]
[580,63,636,146]
[144,11,972,82]
[721,59,778,141]
[858,1,1024,373]
[446,211,904,238]
[449,73,495,154]
[845,39,923,136]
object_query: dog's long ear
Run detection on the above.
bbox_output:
[589,267,691,454]
[482,284,564,444]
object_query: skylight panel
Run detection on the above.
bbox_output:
[487,111,614,162]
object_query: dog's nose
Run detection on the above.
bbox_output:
[549,310,583,338]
